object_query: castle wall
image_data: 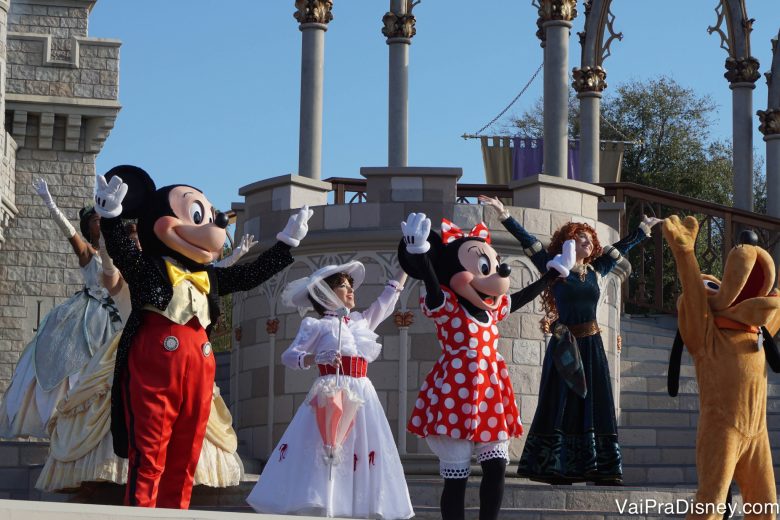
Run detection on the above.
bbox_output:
[0,0,119,393]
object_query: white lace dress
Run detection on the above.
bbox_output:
[0,255,121,439]
[247,285,414,519]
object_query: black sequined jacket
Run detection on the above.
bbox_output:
[101,216,295,458]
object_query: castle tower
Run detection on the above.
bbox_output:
[0,0,120,392]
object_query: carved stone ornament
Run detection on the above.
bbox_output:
[758,108,780,136]
[724,56,760,84]
[394,310,414,328]
[266,318,280,335]
[572,65,607,93]
[537,0,578,23]
[294,0,333,25]
[382,11,416,39]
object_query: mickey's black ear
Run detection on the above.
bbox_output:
[397,230,442,280]
[104,165,156,219]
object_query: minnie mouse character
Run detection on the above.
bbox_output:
[398,212,575,520]
[93,165,312,509]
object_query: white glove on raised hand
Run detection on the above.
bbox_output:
[94,175,128,218]
[277,205,314,247]
[34,178,76,238]
[401,212,431,254]
[214,234,258,268]
[32,178,55,209]
[546,239,576,278]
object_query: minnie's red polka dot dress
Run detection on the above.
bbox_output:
[408,286,522,443]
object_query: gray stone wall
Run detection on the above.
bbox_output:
[0,0,119,393]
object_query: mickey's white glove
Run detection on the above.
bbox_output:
[640,214,663,237]
[33,178,76,238]
[401,212,431,254]
[277,205,313,247]
[546,239,576,278]
[94,175,128,218]
[215,234,258,267]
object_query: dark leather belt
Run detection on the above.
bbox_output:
[566,320,601,339]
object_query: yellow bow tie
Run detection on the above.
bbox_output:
[165,260,210,294]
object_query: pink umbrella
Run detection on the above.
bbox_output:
[309,380,363,480]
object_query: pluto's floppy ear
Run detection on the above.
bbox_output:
[667,330,684,397]
[762,327,780,373]
[103,165,156,219]
[397,230,443,280]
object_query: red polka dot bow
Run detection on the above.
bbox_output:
[440,219,491,244]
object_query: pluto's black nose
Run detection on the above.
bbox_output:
[738,229,759,246]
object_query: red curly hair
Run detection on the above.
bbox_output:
[541,222,602,324]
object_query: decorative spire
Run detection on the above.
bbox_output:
[294,0,333,25]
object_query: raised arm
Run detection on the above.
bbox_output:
[34,178,95,267]
[479,195,551,272]
[662,215,709,348]
[214,234,257,268]
[590,215,661,276]
[361,269,407,330]
[400,213,444,310]
[215,207,312,295]
[509,239,575,312]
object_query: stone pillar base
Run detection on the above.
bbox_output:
[509,174,604,222]
[360,166,461,204]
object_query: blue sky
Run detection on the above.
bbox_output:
[89,1,779,215]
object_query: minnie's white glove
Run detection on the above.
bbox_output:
[33,178,76,238]
[215,234,257,267]
[94,175,128,219]
[401,212,431,254]
[546,239,576,278]
[277,206,313,247]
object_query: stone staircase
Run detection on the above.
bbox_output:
[618,314,780,486]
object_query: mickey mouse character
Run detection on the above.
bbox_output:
[93,165,312,509]
[398,212,574,520]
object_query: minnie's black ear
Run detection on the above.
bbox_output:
[103,165,156,219]
[397,230,442,280]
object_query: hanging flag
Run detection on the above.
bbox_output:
[480,137,513,185]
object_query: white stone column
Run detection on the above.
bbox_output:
[394,311,412,455]
[266,319,280,455]
[577,94,600,183]
[537,1,577,179]
[573,66,606,184]
[383,1,416,168]
[731,82,756,210]
[295,1,333,180]
[760,32,780,221]
[725,57,761,211]
[543,20,571,179]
